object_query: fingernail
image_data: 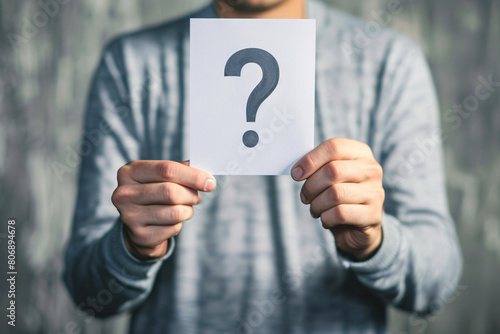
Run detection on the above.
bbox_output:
[291,167,303,180]
[204,179,216,192]
[300,192,306,203]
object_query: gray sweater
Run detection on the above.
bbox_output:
[63,1,463,333]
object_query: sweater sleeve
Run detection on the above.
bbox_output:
[62,39,175,318]
[338,38,463,314]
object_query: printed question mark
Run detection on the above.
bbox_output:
[224,48,280,148]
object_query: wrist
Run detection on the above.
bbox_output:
[338,225,383,262]
[123,226,168,261]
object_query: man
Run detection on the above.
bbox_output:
[63,0,463,333]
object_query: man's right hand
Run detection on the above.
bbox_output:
[111,160,216,260]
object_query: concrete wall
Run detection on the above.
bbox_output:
[0,0,499,333]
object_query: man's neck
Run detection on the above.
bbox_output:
[215,0,306,19]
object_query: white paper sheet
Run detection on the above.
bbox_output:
[190,19,315,175]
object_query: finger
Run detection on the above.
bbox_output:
[301,160,368,203]
[122,160,216,192]
[122,204,194,227]
[130,183,201,205]
[309,184,373,218]
[141,204,194,226]
[291,138,372,181]
[125,223,183,249]
[319,204,380,229]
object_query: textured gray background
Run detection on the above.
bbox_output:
[0,0,499,333]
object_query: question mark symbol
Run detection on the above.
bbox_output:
[224,48,280,148]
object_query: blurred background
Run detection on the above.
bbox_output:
[0,0,499,333]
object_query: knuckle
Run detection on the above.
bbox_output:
[162,206,190,224]
[184,206,194,221]
[327,161,341,181]
[302,154,316,174]
[374,207,383,222]
[154,207,169,223]
[119,211,130,224]
[169,223,183,237]
[327,138,341,153]
[162,183,176,203]
[301,182,312,199]
[355,142,371,159]
[374,187,385,203]
[131,226,148,243]
[169,206,185,223]
[119,209,136,226]
[117,165,131,184]
[112,186,130,206]
[159,161,176,180]
[377,164,384,178]
[368,162,383,179]
[309,204,319,218]
[334,206,348,223]
[374,163,383,177]
[330,184,345,203]
[357,142,371,156]
[111,187,122,206]
[319,213,331,229]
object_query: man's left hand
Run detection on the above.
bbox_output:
[291,138,385,261]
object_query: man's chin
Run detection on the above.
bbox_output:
[224,0,288,13]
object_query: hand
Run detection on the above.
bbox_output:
[112,160,216,260]
[291,138,385,261]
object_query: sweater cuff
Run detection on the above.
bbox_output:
[339,212,402,275]
[102,218,176,279]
